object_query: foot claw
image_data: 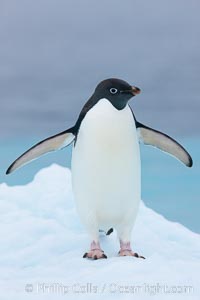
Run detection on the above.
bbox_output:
[133,252,145,259]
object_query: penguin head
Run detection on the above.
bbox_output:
[94,78,141,110]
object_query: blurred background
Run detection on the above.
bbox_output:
[0,0,199,232]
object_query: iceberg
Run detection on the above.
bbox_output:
[0,164,199,299]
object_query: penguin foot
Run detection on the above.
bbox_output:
[118,249,145,259]
[83,241,107,260]
[83,250,107,260]
[118,241,145,259]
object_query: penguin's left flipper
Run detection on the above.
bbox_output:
[6,128,75,174]
[136,122,193,167]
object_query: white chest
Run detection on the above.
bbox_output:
[74,99,137,153]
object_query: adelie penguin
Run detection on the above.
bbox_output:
[6,78,193,260]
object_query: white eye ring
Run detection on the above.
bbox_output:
[110,88,118,94]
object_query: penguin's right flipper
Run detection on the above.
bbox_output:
[136,121,193,167]
[6,129,75,174]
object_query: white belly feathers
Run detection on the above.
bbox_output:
[71,99,141,230]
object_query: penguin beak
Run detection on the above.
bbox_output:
[120,86,141,97]
[131,86,141,96]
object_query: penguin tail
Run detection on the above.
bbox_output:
[99,228,114,236]
[6,128,75,175]
[106,228,114,235]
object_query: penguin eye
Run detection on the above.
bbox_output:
[110,88,118,94]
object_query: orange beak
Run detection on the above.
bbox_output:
[131,86,141,96]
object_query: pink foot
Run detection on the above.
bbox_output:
[118,241,145,259]
[83,241,107,260]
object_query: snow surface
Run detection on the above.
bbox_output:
[0,164,199,300]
